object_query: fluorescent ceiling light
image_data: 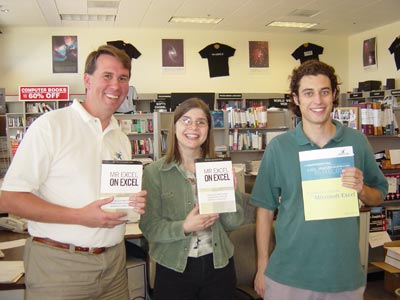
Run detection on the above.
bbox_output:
[60,14,116,22]
[88,1,120,9]
[169,16,223,24]
[266,21,317,29]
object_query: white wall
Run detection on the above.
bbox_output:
[0,27,349,96]
[348,21,400,92]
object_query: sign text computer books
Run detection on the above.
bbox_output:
[100,160,143,222]
[195,158,236,214]
[299,146,359,221]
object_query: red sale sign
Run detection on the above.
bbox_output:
[19,85,69,101]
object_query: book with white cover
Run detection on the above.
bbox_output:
[386,247,400,261]
[195,158,236,214]
[100,160,143,222]
[385,254,400,269]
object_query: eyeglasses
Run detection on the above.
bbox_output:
[179,116,208,128]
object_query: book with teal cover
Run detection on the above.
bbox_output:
[211,111,224,128]
[299,146,359,221]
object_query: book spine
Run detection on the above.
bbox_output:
[232,129,238,151]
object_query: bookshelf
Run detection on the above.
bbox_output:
[113,113,155,160]
[149,107,292,165]
[345,90,399,137]
[345,90,400,273]
[4,92,293,165]
[5,96,73,161]
[227,110,292,164]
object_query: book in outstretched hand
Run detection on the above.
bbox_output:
[299,146,359,221]
[100,160,143,222]
[195,158,236,214]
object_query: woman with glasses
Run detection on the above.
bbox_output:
[139,97,244,300]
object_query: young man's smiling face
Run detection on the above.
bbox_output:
[293,74,336,127]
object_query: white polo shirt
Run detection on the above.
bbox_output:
[2,100,132,247]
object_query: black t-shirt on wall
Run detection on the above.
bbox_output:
[292,43,324,64]
[389,37,400,70]
[199,43,235,78]
[107,40,142,60]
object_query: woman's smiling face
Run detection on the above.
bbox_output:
[175,108,209,154]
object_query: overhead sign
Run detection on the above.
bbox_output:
[19,85,69,101]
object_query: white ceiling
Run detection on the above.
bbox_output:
[0,0,399,36]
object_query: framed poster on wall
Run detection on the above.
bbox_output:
[52,35,78,73]
[249,41,269,68]
[162,39,184,68]
[363,37,377,69]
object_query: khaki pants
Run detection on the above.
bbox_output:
[24,237,129,300]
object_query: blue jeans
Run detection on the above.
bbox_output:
[154,253,236,300]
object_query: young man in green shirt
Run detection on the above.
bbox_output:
[251,60,388,300]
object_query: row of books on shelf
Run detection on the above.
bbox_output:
[369,206,400,234]
[229,130,263,151]
[369,206,387,232]
[217,98,287,111]
[332,100,398,135]
[131,138,153,155]
[359,100,398,135]
[118,118,153,134]
[369,171,400,234]
[228,130,285,151]
[370,205,400,235]
[8,115,54,128]
[227,107,268,129]
[7,116,24,128]
[26,102,54,113]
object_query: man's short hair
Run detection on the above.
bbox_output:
[84,44,132,77]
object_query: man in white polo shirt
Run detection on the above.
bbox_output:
[0,45,147,300]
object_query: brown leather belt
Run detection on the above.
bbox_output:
[32,237,107,254]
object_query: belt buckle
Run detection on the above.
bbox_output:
[88,248,95,254]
